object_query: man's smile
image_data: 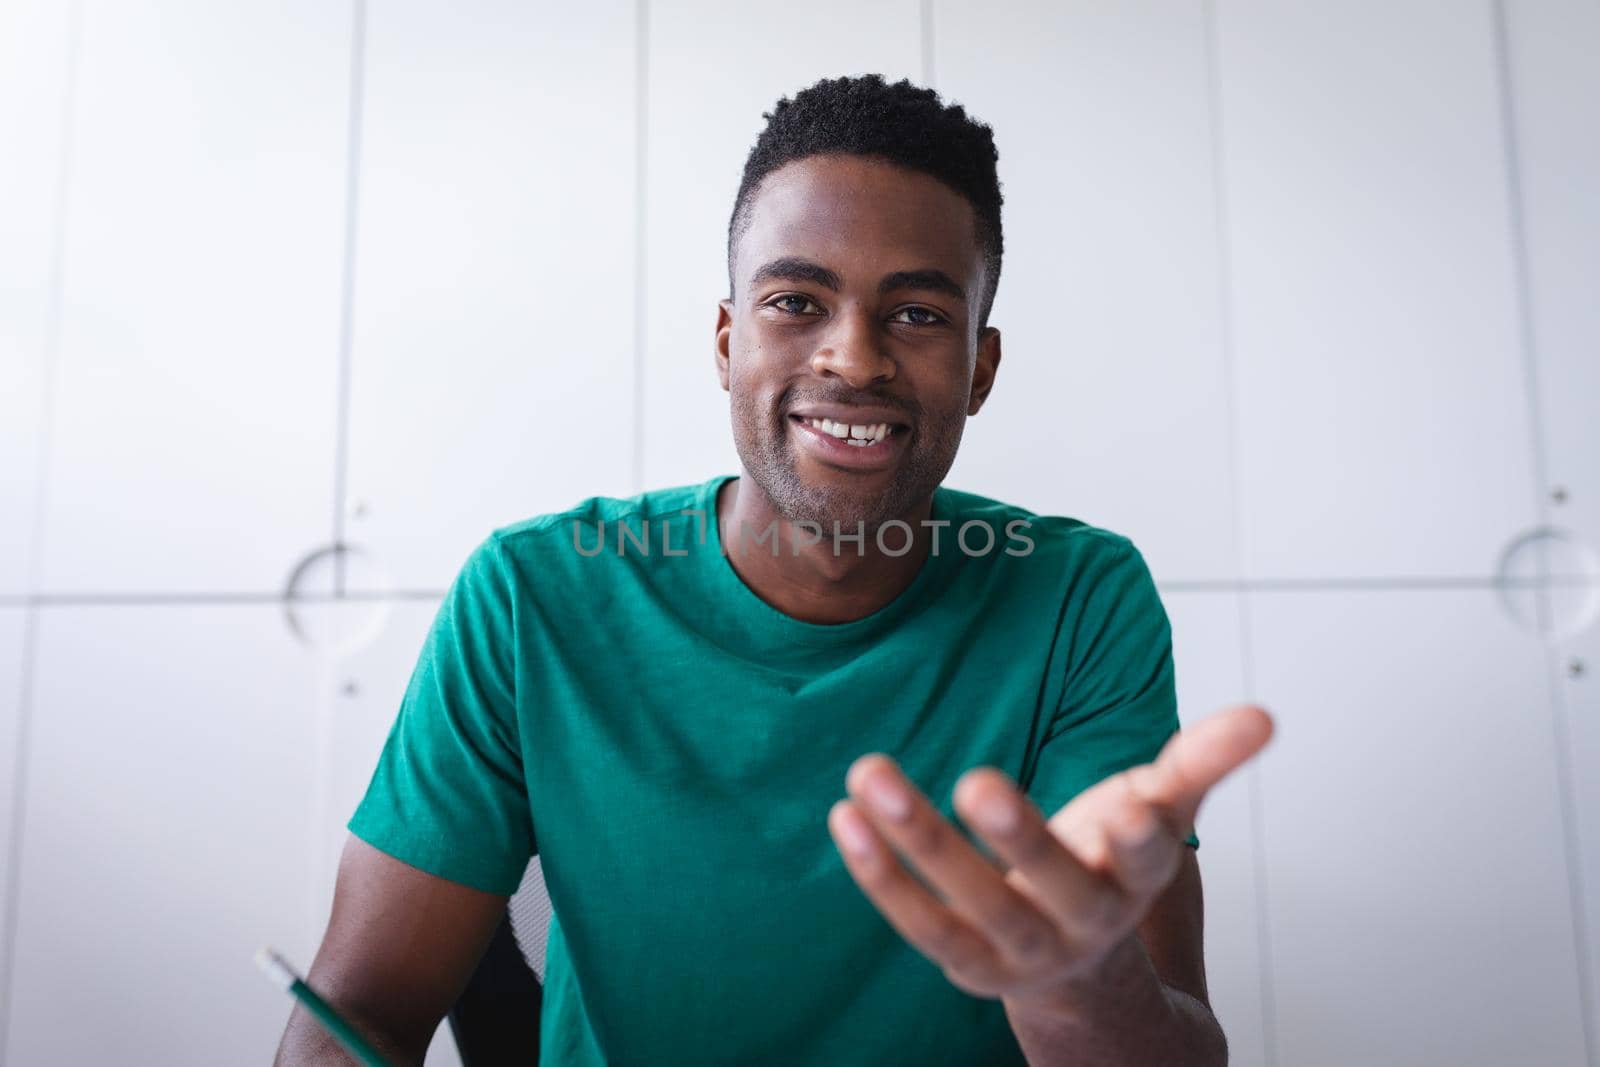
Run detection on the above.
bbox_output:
[787,410,911,471]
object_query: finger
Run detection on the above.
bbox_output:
[827,799,1011,995]
[845,754,1063,971]
[1128,704,1274,828]
[1097,775,1186,896]
[952,767,1133,948]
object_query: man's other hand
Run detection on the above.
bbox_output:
[826,704,1274,1002]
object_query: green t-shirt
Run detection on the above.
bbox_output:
[349,473,1189,1065]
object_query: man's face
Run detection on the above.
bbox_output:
[716,153,1001,530]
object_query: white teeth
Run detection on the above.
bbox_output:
[803,416,895,445]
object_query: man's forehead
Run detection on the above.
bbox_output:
[737,157,981,286]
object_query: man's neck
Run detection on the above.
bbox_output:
[715,474,936,625]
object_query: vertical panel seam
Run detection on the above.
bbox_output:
[308,0,369,968]
[1543,609,1599,1065]
[331,0,368,595]
[632,0,650,495]
[1492,2,1597,1062]
[1201,1,1280,1063]
[0,610,43,1066]
[1,0,83,1057]
[1489,0,1553,528]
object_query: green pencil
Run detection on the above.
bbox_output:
[256,947,394,1067]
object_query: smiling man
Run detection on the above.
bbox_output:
[276,74,1271,1066]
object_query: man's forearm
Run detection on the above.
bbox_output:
[1002,935,1227,1067]
[274,999,428,1067]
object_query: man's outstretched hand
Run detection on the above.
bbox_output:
[826,704,1274,1004]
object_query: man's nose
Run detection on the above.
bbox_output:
[808,309,896,388]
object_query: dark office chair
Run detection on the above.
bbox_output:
[447,857,553,1066]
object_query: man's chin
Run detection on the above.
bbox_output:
[778,470,912,531]
[736,438,931,529]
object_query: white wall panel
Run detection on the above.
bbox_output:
[310,600,436,916]
[937,2,1237,584]
[304,599,462,1066]
[1502,0,1600,558]
[343,1,637,592]
[36,2,349,595]
[0,0,73,595]
[639,1,922,491]
[0,607,28,995]
[1164,591,1269,1067]
[1219,1,1539,581]
[6,603,321,1066]
[1252,587,1586,1066]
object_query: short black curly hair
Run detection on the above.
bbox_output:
[727,73,1005,330]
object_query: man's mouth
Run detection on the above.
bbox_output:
[785,412,910,470]
[791,415,901,447]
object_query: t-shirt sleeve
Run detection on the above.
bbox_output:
[347,533,537,894]
[1025,539,1199,849]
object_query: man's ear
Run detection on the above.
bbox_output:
[968,326,1002,416]
[715,299,734,392]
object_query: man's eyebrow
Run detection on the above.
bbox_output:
[747,257,841,293]
[747,257,966,302]
[878,269,965,301]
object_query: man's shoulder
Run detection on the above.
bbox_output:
[485,476,720,552]
[937,483,1141,567]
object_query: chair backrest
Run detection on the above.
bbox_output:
[446,857,553,1066]
[507,856,553,980]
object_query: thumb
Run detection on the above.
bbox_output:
[1130,703,1275,828]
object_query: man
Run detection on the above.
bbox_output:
[276,73,1272,1065]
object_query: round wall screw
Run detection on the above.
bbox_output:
[1551,486,1569,505]
[1569,659,1586,679]
[341,679,360,697]
[349,499,369,520]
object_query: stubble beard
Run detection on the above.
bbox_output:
[730,396,966,533]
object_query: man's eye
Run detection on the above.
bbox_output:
[772,295,821,315]
[892,306,945,326]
